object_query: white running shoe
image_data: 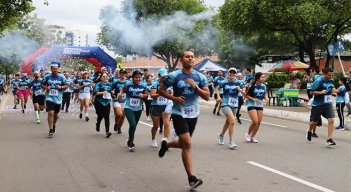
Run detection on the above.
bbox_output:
[147,116,151,122]
[150,139,158,148]
[229,139,237,149]
[245,133,251,142]
[251,137,259,143]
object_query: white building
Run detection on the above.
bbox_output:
[65,30,89,46]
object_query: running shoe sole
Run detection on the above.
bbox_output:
[190,179,203,190]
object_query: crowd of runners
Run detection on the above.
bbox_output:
[0,50,344,190]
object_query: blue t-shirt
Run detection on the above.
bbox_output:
[73,78,82,91]
[0,77,4,84]
[246,83,267,107]
[244,74,254,84]
[11,79,20,91]
[163,69,208,118]
[151,80,168,106]
[111,79,127,102]
[79,79,92,93]
[42,74,67,104]
[30,79,44,96]
[64,78,74,93]
[124,81,147,111]
[93,82,112,106]
[220,79,244,108]
[336,85,346,104]
[207,75,213,85]
[213,76,226,94]
[18,79,30,91]
[311,77,334,106]
[109,76,119,84]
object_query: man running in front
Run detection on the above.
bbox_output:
[41,61,68,137]
[158,50,210,190]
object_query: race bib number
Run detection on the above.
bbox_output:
[147,94,152,100]
[121,93,126,100]
[49,89,58,96]
[130,98,141,107]
[84,87,90,93]
[307,83,312,89]
[157,96,168,105]
[181,105,196,118]
[255,100,264,107]
[103,92,112,99]
[21,86,27,90]
[228,97,238,107]
[324,95,332,103]
[34,89,42,96]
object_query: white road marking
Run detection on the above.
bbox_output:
[242,118,287,128]
[247,161,335,192]
[139,121,153,127]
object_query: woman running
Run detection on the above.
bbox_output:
[111,69,128,134]
[334,77,348,130]
[144,75,153,122]
[150,69,170,147]
[17,74,31,113]
[93,72,112,138]
[244,72,268,143]
[30,71,46,124]
[119,70,148,152]
[73,72,82,103]
[78,71,92,121]
[217,68,244,149]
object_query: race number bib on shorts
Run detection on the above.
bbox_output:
[157,96,168,105]
[84,87,90,93]
[181,105,196,118]
[49,89,58,96]
[34,90,42,96]
[228,97,238,107]
[130,98,141,107]
[103,93,112,99]
[324,95,332,103]
[255,100,264,107]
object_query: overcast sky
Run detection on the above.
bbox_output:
[32,0,225,46]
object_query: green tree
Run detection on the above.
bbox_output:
[98,0,215,71]
[0,0,34,34]
[220,0,351,69]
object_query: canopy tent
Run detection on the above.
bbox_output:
[21,47,49,75]
[26,45,116,74]
[194,58,227,72]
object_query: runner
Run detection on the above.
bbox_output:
[144,75,153,122]
[158,50,210,190]
[306,67,336,145]
[149,69,169,147]
[93,72,112,138]
[78,71,92,121]
[217,68,244,149]
[111,69,128,134]
[212,70,226,116]
[120,70,148,152]
[61,72,73,112]
[142,68,149,83]
[30,71,46,124]
[0,75,5,95]
[236,72,245,124]
[109,68,120,84]
[10,73,20,109]
[17,74,31,113]
[334,77,348,130]
[304,70,315,99]
[73,72,82,103]
[244,72,268,143]
[41,61,68,137]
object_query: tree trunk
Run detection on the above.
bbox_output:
[298,44,305,62]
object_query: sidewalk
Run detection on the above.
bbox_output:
[199,97,351,129]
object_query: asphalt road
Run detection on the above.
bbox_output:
[0,94,351,192]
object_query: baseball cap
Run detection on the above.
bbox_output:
[228,68,237,73]
[158,68,168,77]
[51,61,61,68]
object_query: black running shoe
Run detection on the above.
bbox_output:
[188,176,203,190]
[212,108,216,114]
[217,112,221,116]
[237,118,242,124]
[85,116,89,122]
[159,129,163,135]
[22,109,24,113]
[117,128,122,134]
[24,104,26,109]
[158,140,168,158]
[306,130,312,141]
[65,109,68,113]
[79,113,82,119]
[53,126,56,135]
[48,129,54,137]
[106,132,112,138]
[13,105,17,109]
[96,124,100,132]
[114,124,118,132]
[129,142,135,152]
[326,139,336,146]
[311,133,318,138]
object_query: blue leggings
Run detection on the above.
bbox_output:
[124,108,142,141]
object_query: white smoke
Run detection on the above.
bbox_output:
[0,31,39,64]
[99,2,217,55]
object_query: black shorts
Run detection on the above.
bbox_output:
[311,104,335,122]
[214,93,224,100]
[247,106,263,111]
[171,114,197,136]
[12,90,17,96]
[73,89,79,93]
[46,101,61,114]
[151,105,166,118]
[33,95,45,106]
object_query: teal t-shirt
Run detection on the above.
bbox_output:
[311,77,334,106]
[111,79,127,102]
[42,74,67,104]
[93,82,112,106]
[220,79,244,108]
[124,81,147,111]
[336,85,346,104]
[246,83,267,108]
[79,79,92,93]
